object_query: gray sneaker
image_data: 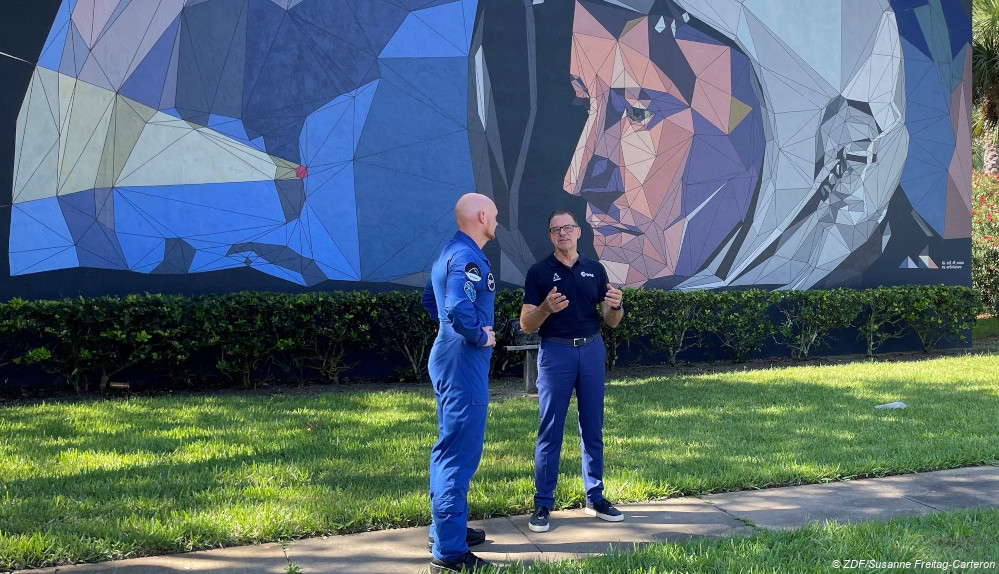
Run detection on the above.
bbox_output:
[528,506,550,532]
[585,499,624,522]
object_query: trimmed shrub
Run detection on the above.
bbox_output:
[709,290,777,362]
[602,287,656,369]
[372,290,435,382]
[645,289,714,365]
[855,286,910,357]
[0,285,981,393]
[896,285,981,352]
[775,289,862,360]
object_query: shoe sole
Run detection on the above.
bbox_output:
[430,561,490,573]
[528,521,550,532]
[585,507,624,522]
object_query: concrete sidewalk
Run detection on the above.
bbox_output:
[17,466,999,574]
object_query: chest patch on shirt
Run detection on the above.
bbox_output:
[487,272,496,291]
[463,280,476,302]
[581,271,594,278]
[464,262,482,282]
[553,272,561,282]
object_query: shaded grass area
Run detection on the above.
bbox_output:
[974,316,998,339]
[2,353,998,569]
[499,507,999,573]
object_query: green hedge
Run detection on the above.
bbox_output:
[0,285,981,392]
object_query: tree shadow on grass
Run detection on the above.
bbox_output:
[3,352,997,570]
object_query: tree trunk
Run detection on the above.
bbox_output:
[985,140,999,174]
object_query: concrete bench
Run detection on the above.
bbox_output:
[504,344,539,393]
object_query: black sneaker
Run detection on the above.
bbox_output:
[427,527,486,552]
[528,506,550,532]
[429,550,492,573]
[585,499,624,522]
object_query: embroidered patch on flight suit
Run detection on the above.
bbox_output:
[487,272,496,291]
[463,281,476,302]
[464,262,482,282]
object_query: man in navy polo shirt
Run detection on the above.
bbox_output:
[519,210,625,533]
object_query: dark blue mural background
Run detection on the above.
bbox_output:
[0,0,973,300]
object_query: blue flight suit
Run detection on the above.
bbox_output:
[523,253,610,510]
[422,231,496,561]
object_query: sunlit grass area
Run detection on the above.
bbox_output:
[2,352,998,570]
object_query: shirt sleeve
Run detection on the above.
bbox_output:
[598,263,610,304]
[523,265,543,306]
[446,252,487,346]
[421,277,438,320]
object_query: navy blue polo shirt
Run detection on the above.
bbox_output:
[523,253,609,339]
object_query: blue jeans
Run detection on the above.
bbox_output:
[533,336,607,509]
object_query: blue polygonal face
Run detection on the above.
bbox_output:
[11,0,480,285]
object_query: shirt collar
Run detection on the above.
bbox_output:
[454,230,487,261]
[547,252,582,269]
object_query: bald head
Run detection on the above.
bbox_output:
[455,193,499,248]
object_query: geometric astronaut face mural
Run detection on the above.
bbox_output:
[676,0,971,290]
[682,0,911,290]
[10,0,480,285]
[2,0,971,295]
[703,2,910,290]
[670,0,970,290]
[565,0,765,287]
[564,0,969,289]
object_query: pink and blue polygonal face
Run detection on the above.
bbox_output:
[564,0,764,287]
[11,0,479,285]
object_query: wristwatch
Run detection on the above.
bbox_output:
[610,304,622,311]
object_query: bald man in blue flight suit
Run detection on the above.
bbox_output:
[422,192,499,574]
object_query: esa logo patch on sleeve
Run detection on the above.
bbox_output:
[463,281,476,302]
[464,262,482,282]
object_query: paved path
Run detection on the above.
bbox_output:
[15,466,999,574]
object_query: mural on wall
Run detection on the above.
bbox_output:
[0,0,972,298]
[8,0,482,287]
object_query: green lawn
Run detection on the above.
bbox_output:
[2,351,998,570]
[974,316,999,339]
[502,507,999,573]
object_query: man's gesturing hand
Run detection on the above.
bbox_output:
[481,326,496,347]
[541,286,569,313]
[604,284,623,309]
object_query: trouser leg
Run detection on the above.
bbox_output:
[428,340,489,561]
[533,342,576,509]
[428,384,446,550]
[576,340,607,503]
